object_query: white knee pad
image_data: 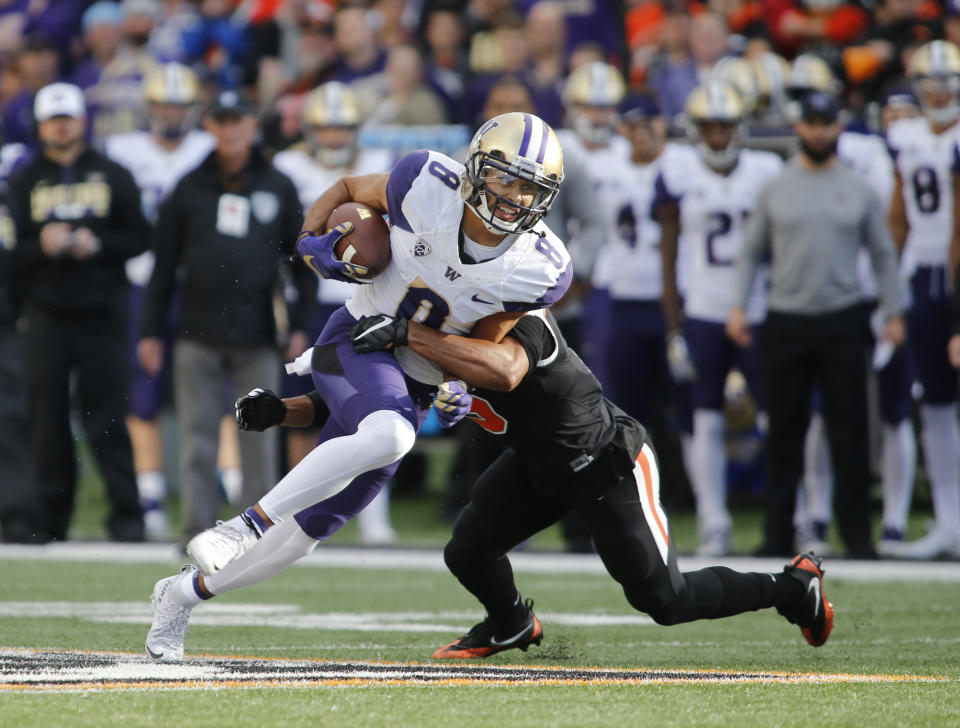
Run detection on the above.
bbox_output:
[357,409,417,465]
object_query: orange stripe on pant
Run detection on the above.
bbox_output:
[636,447,670,547]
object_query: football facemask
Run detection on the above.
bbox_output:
[462,112,563,234]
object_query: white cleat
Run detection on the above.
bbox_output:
[696,528,731,557]
[187,517,258,576]
[883,526,960,560]
[145,566,195,663]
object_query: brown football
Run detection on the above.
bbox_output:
[328,202,391,278]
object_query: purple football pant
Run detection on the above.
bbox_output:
[907,265,956,405]
[604,299,669,425]
[292,306,434,540]
[127,284,179,420]
[684,317,765,411]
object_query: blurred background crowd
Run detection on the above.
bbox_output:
[0,0,958,562]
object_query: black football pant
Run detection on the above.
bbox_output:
[760,306,874,557]
[22,304,142,541]
[0,329,42,538]
[443,443,799,629]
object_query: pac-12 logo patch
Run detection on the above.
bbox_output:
[413,239,431,257]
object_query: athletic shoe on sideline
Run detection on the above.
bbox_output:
[187,517,258,575]
[882,526,960,560]
[432,600,543,659]
[777,551,834,647]
[145,566,196,663]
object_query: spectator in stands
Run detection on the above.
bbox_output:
[2,37,60,146]
[0,1,87,57]
[766,0,871,60]
[422,3,469,116]
[362,43,449,125]
[10,83,150,542]
[70,3,125,92]
[523,1,568,128]
[149,0,202,63]
[372,0,415,50]
[331,6,386,84]
[86,0,162,147]
[181,0,249,88]
[139,89,313,550]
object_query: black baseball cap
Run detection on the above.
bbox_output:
[799,91,840,123]
[621,93,663,122]
[207,89,256,119]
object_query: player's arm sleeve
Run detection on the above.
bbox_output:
[863,188,904,317]
[384,149,431,233]
[140,184,185,339]
[94,164,151,262]
[732,183,772,308]
[505,314,555,375]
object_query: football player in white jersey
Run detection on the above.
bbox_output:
[105,62,214,540]
[145,112,573,662]
[596,92,691,438]
[556,61,629,389]
[657,80,783,555]
[885,40,960,559]
[272,82,397,544]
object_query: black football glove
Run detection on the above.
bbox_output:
[351,314,409,354]
[235,388,286,432]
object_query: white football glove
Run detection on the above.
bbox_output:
[666,330,696,382]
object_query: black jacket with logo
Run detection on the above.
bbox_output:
[8,147,149,314]
[141,148,315,348]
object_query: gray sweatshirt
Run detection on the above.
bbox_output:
[733,158,904,317]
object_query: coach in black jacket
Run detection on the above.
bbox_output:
[139,89,314,548]
[9,83,149,542]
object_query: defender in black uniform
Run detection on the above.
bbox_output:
[237,310,835,658]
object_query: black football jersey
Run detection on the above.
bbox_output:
[466,309,645,481]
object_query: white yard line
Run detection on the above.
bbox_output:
[1,542,959,581]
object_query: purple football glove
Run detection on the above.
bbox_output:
[433,379,472,428]
[296,221,372,284]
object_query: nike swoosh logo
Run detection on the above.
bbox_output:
[808,577,821,618]
[145,645,164,661]
[471,294,495,305]
[489,621,533,647]
[356,318,395,339]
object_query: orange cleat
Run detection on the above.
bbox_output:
[432,600,543,659]
[778,551,834,647]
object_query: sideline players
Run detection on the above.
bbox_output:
[657,80,782,556]
[145,112,573,662]
[105,63,215,540]
[885,40,960,559]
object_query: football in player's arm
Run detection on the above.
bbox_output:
[145,112,573,663]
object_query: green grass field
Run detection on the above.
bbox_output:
[2,438,957,727]
[1,549,958,727]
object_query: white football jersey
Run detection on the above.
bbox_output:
[887,116,960,266]
[273,145,394,304]
[106,129,215,285]
[837,131,897,300]
[592,141,691,300]
[346,150,573,385]
[656,148,782,324]
[556,128,629,289]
